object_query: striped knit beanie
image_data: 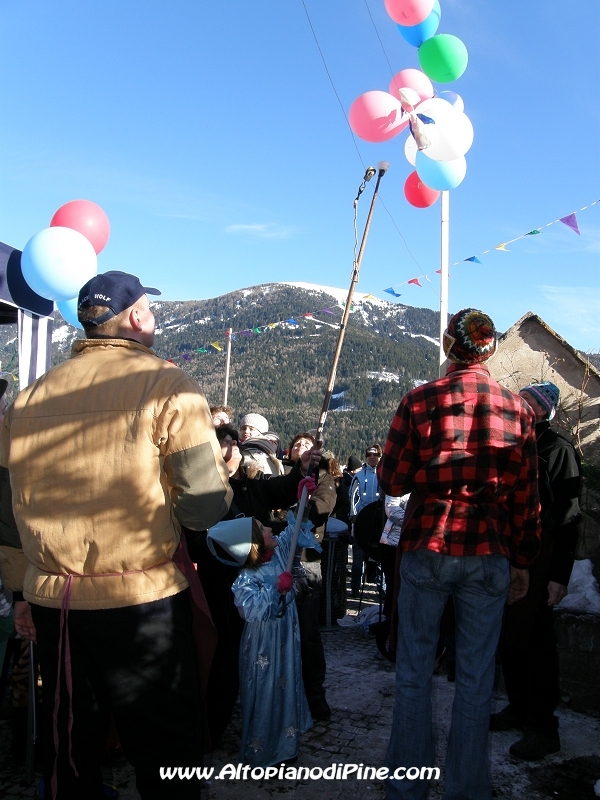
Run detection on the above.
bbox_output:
[520,381,560,421]
[443,308,497,365]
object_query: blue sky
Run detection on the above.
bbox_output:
[1,0,599,350]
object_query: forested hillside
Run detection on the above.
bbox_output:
[1,282,598,462]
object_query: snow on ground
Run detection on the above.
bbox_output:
[52,325,73,344]
[559,559,600,613]
[403,331,440,346]
[281,281,392,309]
[366,370,400,383]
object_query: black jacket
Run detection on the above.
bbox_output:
[535,421,581,586]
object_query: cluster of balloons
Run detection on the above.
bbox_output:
[21,201,110,327]
[348,0,472,209]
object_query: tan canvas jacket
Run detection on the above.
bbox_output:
[0,338,232,609]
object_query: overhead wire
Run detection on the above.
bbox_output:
[299,0,427,283]
[299,0,366,170]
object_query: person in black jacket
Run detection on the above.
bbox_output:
[491,381,581,760]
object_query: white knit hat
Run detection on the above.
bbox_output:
[239,413,269,434]
[207,518,253,567]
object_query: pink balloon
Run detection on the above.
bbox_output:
[389,69,434,103]
[384,0,435,26]
[50,200,110,255]
[349,91,409,143]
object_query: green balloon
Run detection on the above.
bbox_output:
[418,34,468,83]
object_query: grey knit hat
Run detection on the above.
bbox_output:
[239,413,269,434]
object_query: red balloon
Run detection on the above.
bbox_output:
[404,171,440,208]
[50,200,110,254]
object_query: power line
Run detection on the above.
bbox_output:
[299,0,426,280]
[363,0,397,82]
[299,0,366,169]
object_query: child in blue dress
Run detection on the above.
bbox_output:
[207,513,319,767]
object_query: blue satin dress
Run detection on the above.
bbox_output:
[232,520,317,766]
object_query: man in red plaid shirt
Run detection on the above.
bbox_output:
[379,308,541,800]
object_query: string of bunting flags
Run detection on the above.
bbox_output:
[164,301,377,364]
[383,199,599,296]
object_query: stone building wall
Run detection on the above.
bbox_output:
[489,313,600,564]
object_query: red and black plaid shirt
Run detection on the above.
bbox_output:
[378,363,541,567]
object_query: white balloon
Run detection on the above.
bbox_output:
[404,134,418,166]
[416,98,474,162]
[437,90,464,113]
[417,97,455,119]
[21,227,98,302]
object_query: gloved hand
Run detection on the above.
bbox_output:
[297,476,316,500]
[277,571,293,594]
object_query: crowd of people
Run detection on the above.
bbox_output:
[0,273,582,800]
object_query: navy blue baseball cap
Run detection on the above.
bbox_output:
[77,271,161,327]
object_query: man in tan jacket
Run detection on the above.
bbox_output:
[0,271,232,799]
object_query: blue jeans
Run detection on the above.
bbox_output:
[385,549,510,800]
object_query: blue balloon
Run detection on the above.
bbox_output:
[57,297,83,328]
[21,227,97,302]
[415,150,467,191]
[397,0,441,48]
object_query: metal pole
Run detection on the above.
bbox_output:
[439,190,450,377]
[285,164,388,573]
[223,328,232,405]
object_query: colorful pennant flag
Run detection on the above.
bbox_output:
[253,327,262,334]
[286,318,298,326]
[559,213,580,235]
[196,348,207,353]
[182,353,191,361]
[408,278,422,287]
[211,341,223,352]
[450,200,597,269]
[384,287,402,297]
[241,330,252,337]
